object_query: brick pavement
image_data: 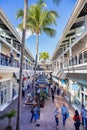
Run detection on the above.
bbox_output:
[0,95,83,130]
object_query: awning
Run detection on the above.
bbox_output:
[57,72,67,79]
[57,72,62,78]
[14,72,19,80]
[36,80,49,85]
[60,73,67,79]
[52,77,58,83]
[68,73,87,85]
[22,71,28,77]
[26,72,30,77]
[52,71,57,76]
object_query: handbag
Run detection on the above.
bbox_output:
[66,112,70,119]
[56,114,60,119]
[34,113,39,120]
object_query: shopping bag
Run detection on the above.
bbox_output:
[66,112,70,119]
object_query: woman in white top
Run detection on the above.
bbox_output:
[54,105,60,129]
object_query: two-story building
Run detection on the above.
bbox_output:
[0,9,34,111]
[51,0,87,109]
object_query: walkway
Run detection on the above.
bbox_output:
[0,94,83,130]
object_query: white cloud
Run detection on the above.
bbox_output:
[16,28,32,39]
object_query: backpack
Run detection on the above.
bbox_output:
[75,117,81,126]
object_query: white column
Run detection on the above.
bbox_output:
[3,32,6,40]
[56,61,57,70]
[69,48,72,66]
[85,15,87,29]
[82,51,84,63]
[7,80,12,102]
[69,37,71,45]
[77,54,79,65]
[62,55,64,68]
[58,60,60,70]
[68,79,74,103]
[69,48,72,57]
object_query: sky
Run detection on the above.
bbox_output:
[0,0,76,58]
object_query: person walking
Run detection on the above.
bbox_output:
[54,105,60,129]
[30,106,34,123]
[33,104,39,122]
[81,104,87,129]
[61,103,68,126]
[51,88,55,102]
[73,110,81,130]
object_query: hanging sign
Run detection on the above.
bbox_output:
[72,83,79,90]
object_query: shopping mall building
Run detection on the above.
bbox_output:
[51,0,87,109]
[0,9,34,111]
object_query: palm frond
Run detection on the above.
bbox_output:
[16,9,24,19]
[43,27,56,37]
[18,23,23,30]
[53,0,60,6]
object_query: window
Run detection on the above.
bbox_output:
[84,51,87,63]
[0,42,1,52]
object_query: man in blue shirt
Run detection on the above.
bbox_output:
[61,103,68,126]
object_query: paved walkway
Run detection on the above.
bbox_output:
[0,94,83,130]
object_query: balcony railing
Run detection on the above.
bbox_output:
[64,49,87,68]
[0,53,19,68]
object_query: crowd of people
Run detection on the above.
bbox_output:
[49,82,87,130]
[21,78,87,130]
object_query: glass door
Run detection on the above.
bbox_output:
[0,88,7,105]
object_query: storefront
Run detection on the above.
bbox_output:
[0,79,11,107]
[65,73,87,109]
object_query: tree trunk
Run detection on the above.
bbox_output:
[16,0,28,130]
[33,34,39,98]
[8,118,11,127]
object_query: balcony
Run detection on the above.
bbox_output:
[63,49,87,72]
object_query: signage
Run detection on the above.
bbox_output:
[61,80,66,84]
[72,83,79,90]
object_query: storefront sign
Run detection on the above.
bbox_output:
[72,83,79,90]
[61,80,66,84]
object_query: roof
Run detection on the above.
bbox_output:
[51,0,86,60]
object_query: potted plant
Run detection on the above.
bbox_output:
[40,90,48,107]
[0,109,16,130]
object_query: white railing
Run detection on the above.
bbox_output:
[63,49,87,68]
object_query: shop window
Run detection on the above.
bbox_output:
[1,90,4,105]
[79,53,83,64]
[12,87,16,99]
[84,51,87,63]
[4,89,7,103]
[85,95,87,108]
[0,42,1,52]
[81,86,84,91]
[0,88,7,105]
[13,42,16,48]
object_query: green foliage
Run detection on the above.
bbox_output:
[16,0,58,36]
[40,90,48,101]
[0,110,16,120]
[39,52,50,60]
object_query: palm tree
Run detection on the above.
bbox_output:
[16,0,28,130]
[15,0,60,130]
[16,0,58,93]
[39,52,50,61]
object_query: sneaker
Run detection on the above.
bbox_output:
[56,126,59,129]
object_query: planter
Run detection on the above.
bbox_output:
[40,100,45,108]
[5,126,12,130]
